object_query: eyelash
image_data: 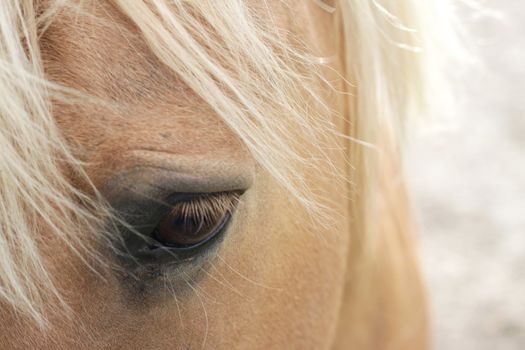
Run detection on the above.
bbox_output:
[147,191,241,251]
[169,192,240,228]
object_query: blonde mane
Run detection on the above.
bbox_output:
[0,0,461,338]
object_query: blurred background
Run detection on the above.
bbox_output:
[406,1,525,349]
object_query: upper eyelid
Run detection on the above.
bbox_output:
[171,192,241,223]
[101,165,249,221]
[102,165,251,211]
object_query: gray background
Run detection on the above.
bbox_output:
[406,2,525,349]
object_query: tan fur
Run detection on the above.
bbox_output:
[333,130,428,349]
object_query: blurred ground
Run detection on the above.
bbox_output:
[406,2,525,349]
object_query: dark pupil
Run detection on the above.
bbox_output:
[153,209,227,248]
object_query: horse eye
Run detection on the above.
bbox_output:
[151,193,238,249]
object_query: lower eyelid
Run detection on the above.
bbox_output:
[114,208,235,300]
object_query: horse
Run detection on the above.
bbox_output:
[0,0,458,348]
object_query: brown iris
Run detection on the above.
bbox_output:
[152,193,238,248]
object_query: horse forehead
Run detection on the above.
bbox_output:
[40,1,328,175]
[41,2,256,184]
[41,1,182,102]
[40,1,322,100]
